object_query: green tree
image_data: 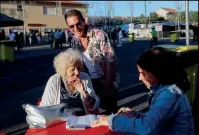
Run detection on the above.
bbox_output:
[180,11,198,22]
[149,12,158,21]
[190,11,198,21]
[157,17,165,21]
[180,11,185,22]
[137,14,146,23]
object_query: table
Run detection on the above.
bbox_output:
[25,122,127,135]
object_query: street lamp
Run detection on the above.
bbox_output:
[144,1,147,27]
[148,2,151,24]
[128,2,134,24]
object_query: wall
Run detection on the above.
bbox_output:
[0,2,87,35]
[155,8,168,19]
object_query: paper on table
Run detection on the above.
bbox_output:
[66,114,100,130]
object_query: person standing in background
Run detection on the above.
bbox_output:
[150,26,158,48]
[117,28,123,47]
[9,30,15,41]
[111,27,117,48]
[49,30,54,48]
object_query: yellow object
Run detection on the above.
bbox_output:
[156,45,198,105]
[185,65,198,105]
[128,33,134,42]
[170,31,180,43]
[0,41,15,62]
[149,32,153,39]
[157,45,198,52]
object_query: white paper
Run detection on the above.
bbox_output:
[66,114,99,130]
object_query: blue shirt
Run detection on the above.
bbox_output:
[108,84,194,135]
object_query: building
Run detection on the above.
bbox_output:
[155,7,177,20]
[0,1,88,35]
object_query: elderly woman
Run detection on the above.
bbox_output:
[92,47,194,135]
[39,49,100,116]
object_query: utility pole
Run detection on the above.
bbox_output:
[128,2,134,24]
[185,1,189,46]
[21,1,26,46]
[144,1,147,28]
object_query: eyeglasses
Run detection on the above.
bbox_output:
[68,21,82,29]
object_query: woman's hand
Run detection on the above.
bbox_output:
[73,79,88,98]
[73,79,83,91]
[116,107,133,115]
[91,115,109,127]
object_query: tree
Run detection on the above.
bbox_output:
[180,11,198,22]
[180,11,185,22]
[167,15,176,22]
[157,17,165,21]
[190,11,198,22]
[137,14,146,23]
[149,12,158,21]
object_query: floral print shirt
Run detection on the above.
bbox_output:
[69,27,117,77]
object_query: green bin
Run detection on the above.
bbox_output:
[170,31,180,43]
[0,40,15,62]
[128,33,134,42]
[155,45,199,106]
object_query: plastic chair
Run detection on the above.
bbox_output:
[36,97,42,106]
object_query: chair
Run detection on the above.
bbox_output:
[36,97,42,106]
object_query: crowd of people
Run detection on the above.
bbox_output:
[38,9,195,135]
[48,29,73,49]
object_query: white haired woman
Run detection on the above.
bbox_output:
[39,49,100,116]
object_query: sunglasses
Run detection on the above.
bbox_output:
[68,21,83,29]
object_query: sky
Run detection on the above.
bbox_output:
[85,1,198,17]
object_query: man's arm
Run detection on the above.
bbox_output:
[99,30,116,84]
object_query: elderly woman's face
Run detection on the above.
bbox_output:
[66,65,81,83]
[137,65,159,89]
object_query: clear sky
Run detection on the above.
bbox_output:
[86,1,198,17]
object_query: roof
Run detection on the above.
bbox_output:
[161,8,177,14]
[0,13,24,27]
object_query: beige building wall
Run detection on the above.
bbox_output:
[0,2,87,35]
[155,8,168,19]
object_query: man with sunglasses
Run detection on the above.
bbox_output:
[64,9,119,114]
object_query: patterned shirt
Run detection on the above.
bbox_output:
[69,26,117,80]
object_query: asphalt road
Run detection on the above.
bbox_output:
[0,38,197,135]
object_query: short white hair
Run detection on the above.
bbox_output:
[53,49,83,77]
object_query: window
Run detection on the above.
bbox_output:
[43,7,56,15]
[29,1,36,4]
[62,7,72,15]
[17,5,23,12]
